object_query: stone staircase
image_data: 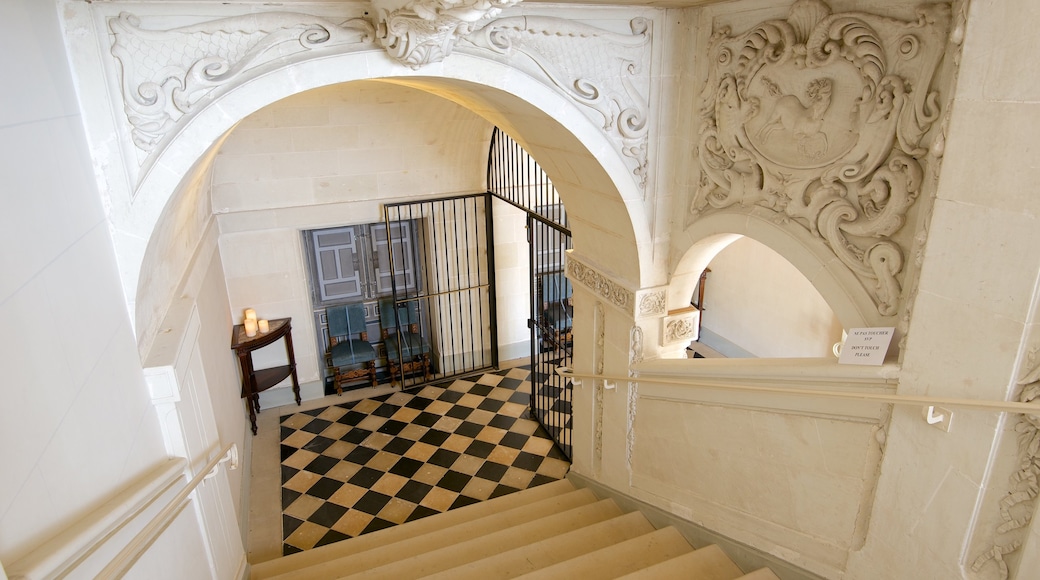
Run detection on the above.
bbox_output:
[251,479,779,580]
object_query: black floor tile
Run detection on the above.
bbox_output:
[278,366,572,556]
[353,490,393,515]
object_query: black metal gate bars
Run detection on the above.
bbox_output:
[383,194,499,390]
[487,128,573,459]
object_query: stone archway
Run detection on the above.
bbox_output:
[130,55,649,359]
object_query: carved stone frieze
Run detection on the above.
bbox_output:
[626,324,643,484]
[635,288,667,318]
[971,351,1040,580]
[593,301,606,476]
[662,312,697,345]
[565,253,634,316]
[375,0,522,68]
[464,17,652,189]
[109,12,374,155]
[690,0,951,316]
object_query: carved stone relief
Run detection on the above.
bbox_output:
[971,351,1040,580]
[375,0,522,68]
[662,312,697,345]
[107,8,650,194]
[635,289,667,318]
[566,253,634,316]
[690,0,952,316]
[463,17,652,189]
[109,12,375,155]
[593,301,606,477]
[627,325,643,484]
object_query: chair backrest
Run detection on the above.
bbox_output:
[327,302,368,338]
[378,298,419,331]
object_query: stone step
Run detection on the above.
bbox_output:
[341,498,624,579]
[512,526,694,579]
[251,478,575,579]
[616,544,744,580]
[425,510,656,580]
[264,486,598,580]
[738,568,783,580]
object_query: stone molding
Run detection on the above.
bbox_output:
[690,0,952,316]
[564,252,635,316]
[375,0,522,69]
[971,351,1040,579]
[463,17,652,189]
[109,12,375,154]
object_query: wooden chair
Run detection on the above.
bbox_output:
[326,303,377,394]
[378,298,431,386]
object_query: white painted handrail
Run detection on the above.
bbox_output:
[6,459,186,579]
[556,368,1040,415]
[7,444,238,580]
[96,443,239,579]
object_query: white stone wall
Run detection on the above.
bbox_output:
[0,0,170,565]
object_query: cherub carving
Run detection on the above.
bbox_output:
[757,77,833,161]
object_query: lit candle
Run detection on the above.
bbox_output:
[258,319,270,334]
[244,318,258,337]
[244,308,257,321]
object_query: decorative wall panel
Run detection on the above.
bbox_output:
[109,12,375,154]
[690,0,952,316]
[463,17,652,189]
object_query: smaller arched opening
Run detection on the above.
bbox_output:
[666,213,887,361]
[689,236,844,359]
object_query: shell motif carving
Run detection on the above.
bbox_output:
[690,0,951,316]
[465,17,652,189]
[109,12,375,155]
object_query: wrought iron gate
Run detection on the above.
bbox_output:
[487,127,573,459]
[383,193,498,390]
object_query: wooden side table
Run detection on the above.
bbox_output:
[231,317,301,435]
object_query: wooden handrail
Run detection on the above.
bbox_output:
[556,368,1040,415]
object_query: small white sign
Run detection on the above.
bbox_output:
[837,327,895,366]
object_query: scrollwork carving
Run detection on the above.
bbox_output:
[566,254,634,315]
[464,17,652,189]
[636,290,667,317]
[690,0,951,316]
[110,12,374,154]
[663,314,696,345]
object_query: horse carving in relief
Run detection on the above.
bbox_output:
[757,77,833,161]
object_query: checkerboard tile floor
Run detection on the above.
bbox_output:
[279,366,570,555]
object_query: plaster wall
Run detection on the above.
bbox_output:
[701,237,844,358]
[0,0,168,565]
